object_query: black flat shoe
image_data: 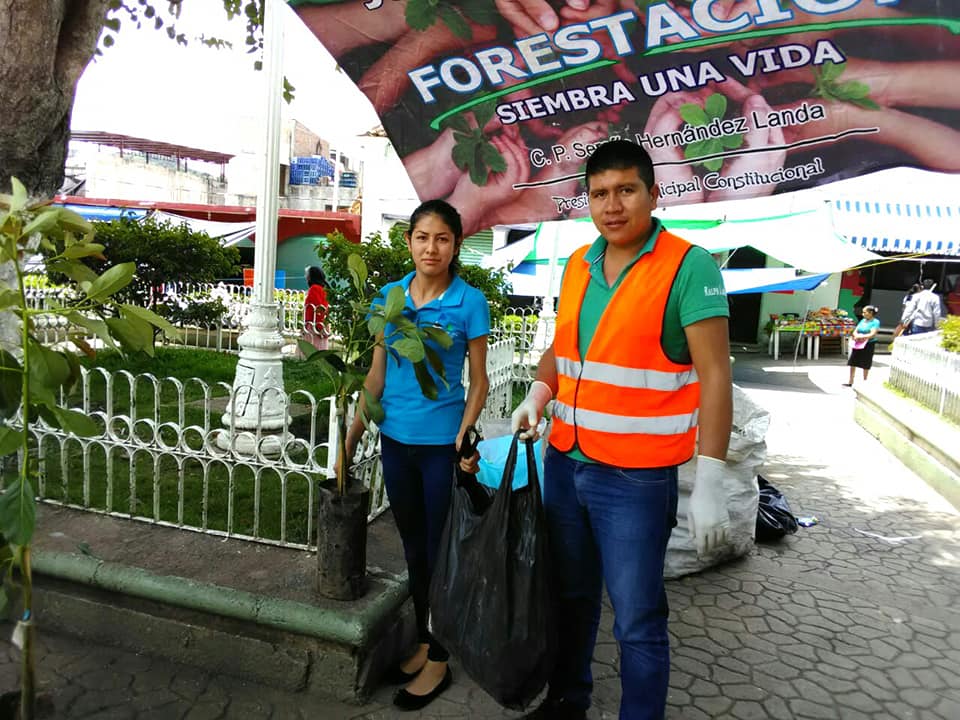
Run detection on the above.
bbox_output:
[392,667,452,711]
[381,663,423,685]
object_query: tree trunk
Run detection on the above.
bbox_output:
[0,0,111,197]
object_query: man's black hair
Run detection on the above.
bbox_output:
[922,278,935,290]
[585,139,655,191]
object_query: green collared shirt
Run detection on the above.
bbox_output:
[563,218,729,463]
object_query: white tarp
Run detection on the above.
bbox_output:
[491,208,877,296]
[149,210,256,246]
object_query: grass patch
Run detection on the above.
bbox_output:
[14,347,338,545]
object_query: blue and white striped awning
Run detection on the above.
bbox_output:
[831,200,960,256]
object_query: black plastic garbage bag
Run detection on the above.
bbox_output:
[756,475,799,542]
[428,432,556,710]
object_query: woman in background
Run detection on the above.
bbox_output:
[844,305,880,387]
[303,266,329,352]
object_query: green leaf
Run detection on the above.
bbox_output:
[423,344,447,386]
[50,406,100,437]
[347,253,368,295]
[47,259,98,285]
[461,0,498,25]
[720,133,745,149]
[121,303,180,338]
[383,285,407,323]
[480,142,507,174]
[0,478,36,546]
[9,178,27,214]
[361,387,385,426]
[86,262,136,301]
[438,5,471,39]
[55,208,94,237]
[443,114,472,134]
[468,159,488,186]
[0,351,22,420]
[0,289,20,312]
[704,139,723,155]
[703,158,724,172]
[297,338,318,360]
[451,139,477,171]
[22,210,59,238]
[406,0,438,30]
[848,96,881,110]
[67,313,118,353]
[29,340,70,389]
[0,426,20,457]
[106,316,154,355]
[412,360,439,401]
[704,93,727,120]
[684,140,709,159]
[62,242,106,260]
[472,100,496,129]
[835,80,870,99]
[820,60,844,83]
[421,325,453,350]
[393,337,425,363]
[679,103,709,127]
[367,315,386,337]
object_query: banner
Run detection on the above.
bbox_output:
[293,1,960,234]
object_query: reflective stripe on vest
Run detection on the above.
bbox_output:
[553,401,699,436]
[549,230,700,468]
[555,356,698,392]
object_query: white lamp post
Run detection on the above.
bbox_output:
[219,0,288,454]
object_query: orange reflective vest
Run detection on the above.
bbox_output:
[549,230,700,468]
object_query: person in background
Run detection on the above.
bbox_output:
[341,200,490,712]
[303,266,330,352]
[844,305,880,387]
[903,278,944,335]
[894,282,922,339]
[511,140,732,720]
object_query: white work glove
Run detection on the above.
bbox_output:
[510,380,553,440]
[688,455,731,557]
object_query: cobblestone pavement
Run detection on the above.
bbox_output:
[1,356,958,719]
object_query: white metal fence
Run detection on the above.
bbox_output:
[888,332,960,423]
[8,339,515,551]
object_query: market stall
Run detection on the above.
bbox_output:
[767,309,857,360]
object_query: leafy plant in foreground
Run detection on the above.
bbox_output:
[0,178,176,719]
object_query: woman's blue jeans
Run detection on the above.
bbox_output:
[380,434,456,662]
[542,446,678,720]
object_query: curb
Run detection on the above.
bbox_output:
[854,384,960,511]
[32,550,409,648]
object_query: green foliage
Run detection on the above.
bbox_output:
[941,315,960,353]
[405,0,496,39]
[155,294,229,327]
[458,264,512,324]
[444,102,506,186]
[0,179,176,543]
[812,61,880,110]
[680,93,744,172]
[52,216,240,307]
[318,226,512,329]
[0,177,178,716]
[299,253,452,495]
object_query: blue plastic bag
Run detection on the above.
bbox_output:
[477,434,544,491]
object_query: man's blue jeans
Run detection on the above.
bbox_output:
[543,446,678,720]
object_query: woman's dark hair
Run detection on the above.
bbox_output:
[408,199,464,275]
[306,266,326,287]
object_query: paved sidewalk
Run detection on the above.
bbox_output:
[2,353,959,719]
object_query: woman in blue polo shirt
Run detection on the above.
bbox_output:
[343,199,490,710]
